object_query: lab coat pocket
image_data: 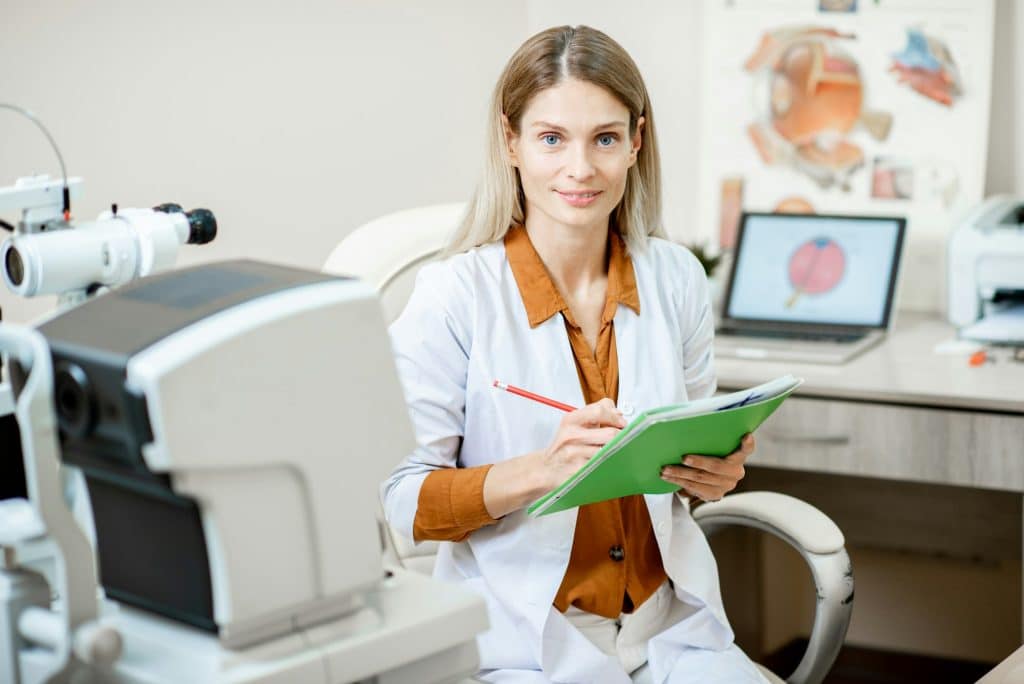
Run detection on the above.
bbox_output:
[463,576,540,670]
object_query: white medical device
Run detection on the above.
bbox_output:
[0,105,215,313]
[948,196,1024,334]
[0,171,219,556]
[1,175,216,309]
[0,260,488,683]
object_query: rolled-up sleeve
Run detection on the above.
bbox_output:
[414,464,498,542]
[380,262,496,543]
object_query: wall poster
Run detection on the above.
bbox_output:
[698,0,995,312]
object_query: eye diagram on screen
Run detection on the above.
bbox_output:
[785,237,846,308]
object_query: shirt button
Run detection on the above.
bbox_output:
[621,403,635,417]
[608,545,625,562]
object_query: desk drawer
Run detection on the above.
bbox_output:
[755,397,1024,491]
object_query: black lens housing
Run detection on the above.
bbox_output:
[54,361,97,439]
[5,246,25,286]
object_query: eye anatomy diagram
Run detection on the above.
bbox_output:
[744,26,893,191]
[785,237,846,308]
[889,28,963,107]
[700,1,993,315]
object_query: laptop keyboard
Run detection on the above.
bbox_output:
[717,327,866,344]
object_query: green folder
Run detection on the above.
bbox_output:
[527,375,803,517]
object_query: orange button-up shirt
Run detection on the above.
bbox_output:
[412,225,667,618]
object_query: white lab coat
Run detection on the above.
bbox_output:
[382,236,765,683]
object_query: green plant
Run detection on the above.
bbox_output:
[686,243,722,277]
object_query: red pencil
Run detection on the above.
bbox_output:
[492,380,578,412]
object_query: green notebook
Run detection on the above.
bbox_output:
[527,375,803,517]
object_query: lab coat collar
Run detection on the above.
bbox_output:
[504,225,640,329]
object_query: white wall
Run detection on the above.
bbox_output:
[0,0,526,324]
[987,0,1024,196]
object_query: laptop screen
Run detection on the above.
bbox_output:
[723,213,905,329]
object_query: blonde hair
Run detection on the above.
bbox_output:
[444,25,664,256]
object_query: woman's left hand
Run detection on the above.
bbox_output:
[660,433,754,502]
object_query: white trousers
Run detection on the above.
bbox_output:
[565,581,677,677]
[566,582,768,684]
[478,582,769,683]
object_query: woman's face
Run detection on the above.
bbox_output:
[507,78,643,234]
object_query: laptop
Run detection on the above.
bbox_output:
[714,212,906,364]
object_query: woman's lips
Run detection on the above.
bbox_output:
[555,190,603,207]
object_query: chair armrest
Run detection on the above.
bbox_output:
[692,491,844,555]
[694,491,853,684]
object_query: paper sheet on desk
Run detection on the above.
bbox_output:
[960,305,1024,344]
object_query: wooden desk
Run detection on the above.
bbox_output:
[716,314,1024,491]
[712,313,1024,662]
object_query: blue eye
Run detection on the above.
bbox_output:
[597,134,617,147]
[541,134,560,146]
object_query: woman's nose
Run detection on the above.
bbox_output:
[565,143,596,180]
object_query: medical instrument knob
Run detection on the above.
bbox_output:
[152,203,217,245]
[73,621,124,666]
[186,208,217,244]
[152,202,185,214]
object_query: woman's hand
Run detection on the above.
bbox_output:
[536,398,626,491]
[482,398,625,518]
[660,433,755,502]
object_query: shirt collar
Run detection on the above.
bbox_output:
[504,225,640,329]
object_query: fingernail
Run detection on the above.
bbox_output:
[683,457,693,466]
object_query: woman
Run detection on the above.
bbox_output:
[382,25,765,684]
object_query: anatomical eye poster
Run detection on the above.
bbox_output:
[697,0,995,312]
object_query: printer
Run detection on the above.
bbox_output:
[948,196,1024,343]
[0,260,488,683]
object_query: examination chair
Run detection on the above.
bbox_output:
[324,204,854,684]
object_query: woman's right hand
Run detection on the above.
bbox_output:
[482,398,626,518]
[535,398,627,491]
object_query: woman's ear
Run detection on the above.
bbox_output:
[502,114,519,167]
[630,116,645,165]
